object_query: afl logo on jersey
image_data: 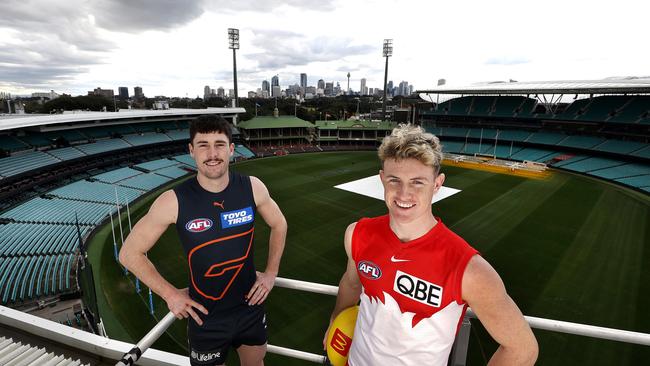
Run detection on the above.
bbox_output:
[185,218,213,233]
[357,260,382,280]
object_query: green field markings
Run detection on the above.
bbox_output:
[441,165,499,190]
[482,176,606,312]
[531,188,650,364]
[450,173,570,253]
[434,172,525,225]
[86,223,132,341]
[535,188,647,325]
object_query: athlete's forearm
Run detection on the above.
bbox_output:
[265,217,287,274]
[330,274,362,321]
[488,344,538,366]
[119,249,177,301]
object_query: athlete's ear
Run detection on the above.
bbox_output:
[434,172,445,191]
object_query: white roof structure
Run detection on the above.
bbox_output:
[418,78,650,96]
[0,108,245,132]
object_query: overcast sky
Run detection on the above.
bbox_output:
[1,0,648,97]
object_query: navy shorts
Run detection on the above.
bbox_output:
[188,305,267,366]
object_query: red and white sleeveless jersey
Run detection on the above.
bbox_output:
[348,215,478,366]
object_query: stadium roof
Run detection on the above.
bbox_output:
[314,120,396,130]
[417,78,650,96]
[0,108,245,132]
[237,116,314,129]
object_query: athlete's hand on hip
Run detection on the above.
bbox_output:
[246,271,276,305]
[166,288,208,325]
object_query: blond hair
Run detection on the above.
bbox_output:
[378,124,443,173]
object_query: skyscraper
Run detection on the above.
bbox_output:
[203,85,211,100]
[217,87,225,98]
[118,87,129,100]
[262,80,270,93]
[398,81,409,96]
[360,78,367,96]
[134,86,144,100]
[325,82,334,96]
[271,75,280,97]
[300,73,307,90]
[317,79,325,90]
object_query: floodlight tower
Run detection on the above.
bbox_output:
[382,39,393,121]
[228,28,240,107]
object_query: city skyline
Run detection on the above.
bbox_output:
[1,0,649,97]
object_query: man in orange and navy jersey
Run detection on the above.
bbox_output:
[120,115,287,366]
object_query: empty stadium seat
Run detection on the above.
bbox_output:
[135,159,178,171]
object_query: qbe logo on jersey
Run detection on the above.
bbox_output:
[220,206,254,228]
[394,270,443,307]
[185,218,213,233]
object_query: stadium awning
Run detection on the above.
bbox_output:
[0,108,245,132]
[417,78,650,96]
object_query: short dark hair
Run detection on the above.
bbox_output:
[189,115,232,144]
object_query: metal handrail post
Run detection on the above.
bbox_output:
[116,312,176,366]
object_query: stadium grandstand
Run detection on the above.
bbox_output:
[0,87,649,365]
[237,115,395,156]
[0,108,248,361]
[418,78,650,193]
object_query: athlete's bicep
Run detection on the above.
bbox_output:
[462,256,532,351]
[342,222,360,287]
[122,190,177,255]
[251,176,286,229]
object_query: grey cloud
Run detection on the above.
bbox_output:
[485,56,531,66]
[0,1,112,89]
[91,0,205,32]
[205,0,336,12]
[336,64,382,74]
[0,65,87,88]
[248,31,375,70]
[0,0,115,52]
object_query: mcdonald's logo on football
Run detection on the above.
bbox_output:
[330,328,352,356]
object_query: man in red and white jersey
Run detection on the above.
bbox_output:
[325,124,537,365]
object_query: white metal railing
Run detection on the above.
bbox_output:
[116,276,650,365]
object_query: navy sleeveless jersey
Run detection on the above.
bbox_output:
[174,172,256,313]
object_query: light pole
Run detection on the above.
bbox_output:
[382,39,393,121]
[228,28,240,108]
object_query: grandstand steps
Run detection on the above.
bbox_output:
[108,182,148,193]
[513,98,529,117]
[130,165,150,174]
[487,97,498,116]
[590,140,608,151]
[606,97,637,122]
[554,135,570,146]
[574,98,595,120]
[0,336,91,366]
[120,138,134,147]
[41,150,63,162]
[585,161,632,175]
[49,194,121,207]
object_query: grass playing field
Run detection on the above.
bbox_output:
[85,151,650,365]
